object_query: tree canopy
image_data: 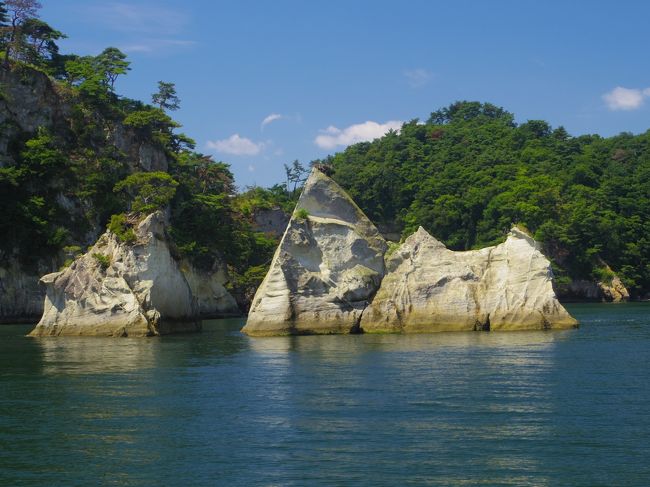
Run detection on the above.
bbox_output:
[325,101,650,297]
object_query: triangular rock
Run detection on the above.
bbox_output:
[242,168,388,336]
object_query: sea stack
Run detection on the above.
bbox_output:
[242,168,388,336]
[243,169,577,336]
[29,211,238,337]
[360,226,578,332]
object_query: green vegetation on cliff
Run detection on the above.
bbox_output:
[0,1,284,306]
[324,102,650,297]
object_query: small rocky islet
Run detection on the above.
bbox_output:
[243,169,577,335]
[29,212,238,337]
[29,168,577,337]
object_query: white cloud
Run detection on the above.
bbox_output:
[206,134,265,156]
[603,86,650,111]
[404,68,434,88]
[261,113,282,129]
[314,120,403,149]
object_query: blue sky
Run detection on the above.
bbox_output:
[42,0,650,189]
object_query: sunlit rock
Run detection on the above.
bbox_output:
[29,212,238,337]
[360,226,578,332]
[242,168,387,336]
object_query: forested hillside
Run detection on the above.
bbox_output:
[326,102,650,298]
[0,1,284,317]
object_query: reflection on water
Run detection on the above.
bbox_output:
[244,328,568,486]
[247,328,572,354]
[1,304,649,486]
[33,336,158,375]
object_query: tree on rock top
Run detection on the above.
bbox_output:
[114,172,179,214]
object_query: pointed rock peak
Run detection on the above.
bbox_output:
[403,226,446,249]
[297,168,374,228]
[137,210,167,236]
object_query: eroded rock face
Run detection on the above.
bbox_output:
[29,212,238,337]
[242,169,388,336]
[361,227,578,332]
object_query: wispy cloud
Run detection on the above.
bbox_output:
[206,134,265,156]
[404,68,434,88]
[261,113,283,129]
[121,39,196,53]
[603,86,650,111]
[314,120,403,150]
[85,2,189,34]
[80,2,194,54]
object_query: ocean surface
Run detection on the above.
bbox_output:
[1,303,649,486]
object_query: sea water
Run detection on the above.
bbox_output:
[1,303,649,486]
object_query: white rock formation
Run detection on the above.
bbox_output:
[243,171,578,336]
[360,227,578,332]
[242,169,388,336]
[29,212,238,337]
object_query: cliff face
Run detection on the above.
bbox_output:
[361,227,577,332]
[242,169,387,336]
[252,208,289,238]
[0,68,70,167]
[243,170,577,336]
[180,259,239,318]
[29,212,239,337]
[0,66,173,322]
[0,259,56,323]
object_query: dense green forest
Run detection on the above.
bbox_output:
[324,102,650,297]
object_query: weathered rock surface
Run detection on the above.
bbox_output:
[29,212,238,337]
[0,67,70,167]
[361,227,578,332]
[242,169,388,336]
[180,259,239,318]
[600,275,630,302]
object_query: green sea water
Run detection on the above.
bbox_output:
[1,303,649,486]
